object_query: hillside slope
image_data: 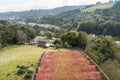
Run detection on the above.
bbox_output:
[82,2,115,12]
[0,5,85,20]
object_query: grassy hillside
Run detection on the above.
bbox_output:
[0,45,65,80]
[82,2,115,12]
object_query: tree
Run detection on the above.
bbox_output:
[78,20,97,34]
[70,22,78,30]
[54,39,62,49]
[0,25,20,45]
[77,31,88,49]
[46,31,53,39]
[103,21,115,36]
[16,30,28,44]
[85,36,117,64]
[61,30,78,47]
[0,20,36,47]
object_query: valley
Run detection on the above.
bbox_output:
[0,0,120,80]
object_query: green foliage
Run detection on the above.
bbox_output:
[16,65,33,80]
[46,31,53,39]
[0,6,85,19]
[39,2,120,39]
[101,59,120,80]
[17,69,26,75]
[85,36,117,64]
[78,20,97,34]
[77,31,87,49]
[61,30,78,47]
[61,30,88,48]
[24,70,33,80]
[16,65,29,75]
[18,65,28,69]
[41,16,66,26]
[27,70,33,74]
[24,74,32,80]
[54,39,62,49]
[16,30,28,44]
[0,20,35,47]
[78,20,120,37]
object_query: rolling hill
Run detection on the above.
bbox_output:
[40,2,118,26]
[0,5,85,20]
[81,2,115,12]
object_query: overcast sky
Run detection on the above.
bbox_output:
[0,0,109,12]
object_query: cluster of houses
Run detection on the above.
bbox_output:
[30,36,55,48]
[30,35,120,48]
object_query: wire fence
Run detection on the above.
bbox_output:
[31,51,45,80]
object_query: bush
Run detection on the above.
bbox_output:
[24,73,32,80]
[101,59,120,80]
[85,36,117,64]
[77,31,88,49]
[27,70,33,74]
[19,65,28,69]
[16,65,28,75]
[16,69,26,75]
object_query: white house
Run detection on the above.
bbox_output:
[30,36,55,47]
[116,41,120,44]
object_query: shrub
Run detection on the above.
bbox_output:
[24,73,32,80]
[16,69,26,75]
[19,65,28,69]
[77,31,88,49]
[85,36,117,64]
[27,70,33,74]
[101,59,120,80]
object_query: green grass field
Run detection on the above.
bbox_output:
[82,3,115,12]
[0,45,61,80]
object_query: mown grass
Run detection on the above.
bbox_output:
[0,45,65,80]
[82,3,115,12]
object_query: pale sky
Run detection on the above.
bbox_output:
[0,0,109,12]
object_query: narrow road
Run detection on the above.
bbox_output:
[36,51,101,80]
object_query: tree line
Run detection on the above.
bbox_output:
[0,21,35,48]
[78,20,120,38]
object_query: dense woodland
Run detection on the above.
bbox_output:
[0,21,35,48]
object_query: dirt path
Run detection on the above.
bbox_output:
[36,51,101,80]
